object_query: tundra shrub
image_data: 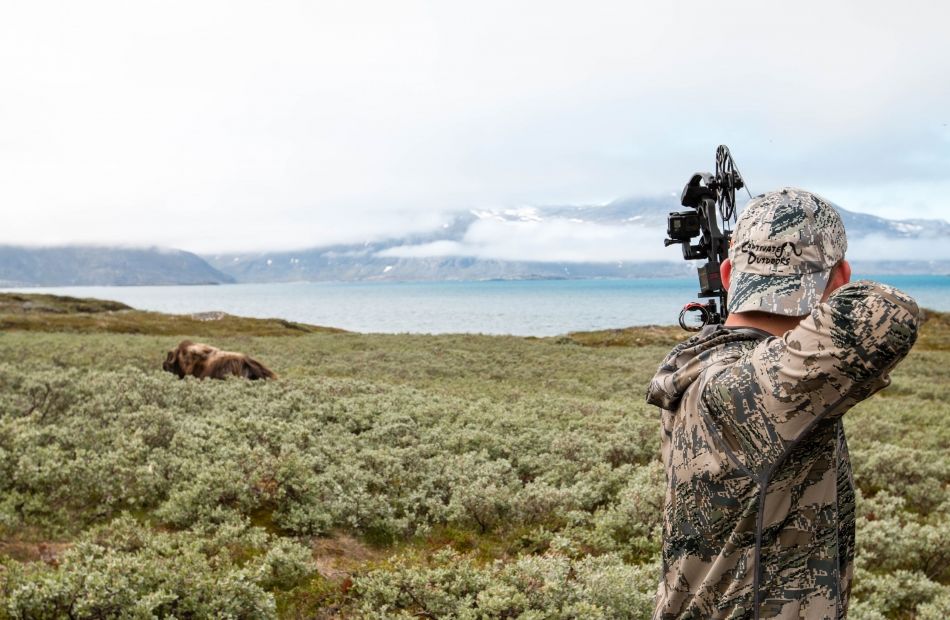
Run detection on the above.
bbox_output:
[0,327,947,619]
[351,548,657,619]
[0,515,314,620]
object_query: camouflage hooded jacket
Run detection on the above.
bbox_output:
[646,281,919,619]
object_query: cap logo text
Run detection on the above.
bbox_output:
[739,241,803,266]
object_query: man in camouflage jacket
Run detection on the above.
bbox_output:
[647,188,920,619]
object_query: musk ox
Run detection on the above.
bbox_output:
[162,340,276,380]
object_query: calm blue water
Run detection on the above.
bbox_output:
[5,275,949,336]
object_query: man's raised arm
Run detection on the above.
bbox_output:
[702,280,920,474]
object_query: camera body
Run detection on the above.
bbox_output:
[664,147,745,330]
[666,211,702,256]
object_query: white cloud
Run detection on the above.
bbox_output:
[847,235,950,262]
[382,240,467,259]
[380,217,950,265]
[380,219,676,263]
[820,180,950,221]
[1,0,949,252]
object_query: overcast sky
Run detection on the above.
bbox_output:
[2,0,949,254]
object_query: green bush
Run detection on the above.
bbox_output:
[0,515,314,619]
[351,548,657,619]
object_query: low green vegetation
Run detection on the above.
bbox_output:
[0,293,947,618]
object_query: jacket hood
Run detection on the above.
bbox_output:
[646,326,770,410]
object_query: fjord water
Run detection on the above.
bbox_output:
[7,275,949,336]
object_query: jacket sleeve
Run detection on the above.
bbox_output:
[701,280,920,474]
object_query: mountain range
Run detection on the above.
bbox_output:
[3,197,949,286]
[204,197,950,283]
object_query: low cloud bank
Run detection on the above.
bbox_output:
[380,219,950,265]
[379,218,677,263]
[847,234,950,262]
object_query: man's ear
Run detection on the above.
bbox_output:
[720,258,733,291]
[837,259,852,287]
[828,260,852,293]
[821,260,852,302]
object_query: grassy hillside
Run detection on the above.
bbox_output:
[0,292,341,337]
[0,294,947,618]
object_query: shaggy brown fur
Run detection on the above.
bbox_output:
[162,340,276,380]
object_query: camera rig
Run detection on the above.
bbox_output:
[665,145,749,331]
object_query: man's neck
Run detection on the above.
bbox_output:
[723,311,806,337]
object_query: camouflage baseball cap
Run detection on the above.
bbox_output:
[727,187,847,316]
